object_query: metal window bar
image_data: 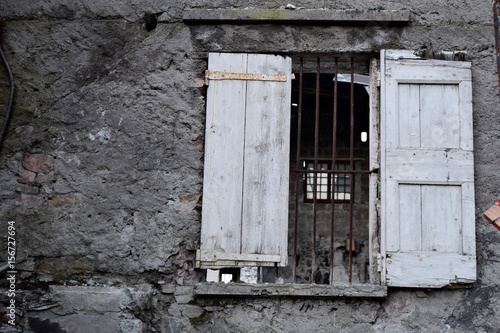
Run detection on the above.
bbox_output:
[312,57,321,283]
[348,57,355,284]
[290,56,370,285]
[292,57,304,283]
[329,57,338,285]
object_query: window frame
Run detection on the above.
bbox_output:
[303,160,352,204]
[196,50,476,295]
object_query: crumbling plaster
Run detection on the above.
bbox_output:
[0,1,499,332]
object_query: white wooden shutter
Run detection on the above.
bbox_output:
[380,50,476,287]
[197,53,292,268]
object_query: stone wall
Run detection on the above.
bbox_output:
[0,1,499,332]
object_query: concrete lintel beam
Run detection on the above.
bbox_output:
[194,282,388,298]
[183,9,410,25]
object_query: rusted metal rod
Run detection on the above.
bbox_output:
[312,57,321,284]
[348,57,355,284]
[330,57,339,285]
[293,58,304,283]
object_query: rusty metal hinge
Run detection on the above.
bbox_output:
[376,71,381,87]
[204,70,289,85]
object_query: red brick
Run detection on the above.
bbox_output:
[23,154,54,174]
[179,194,200,204]
[17,169,36,183]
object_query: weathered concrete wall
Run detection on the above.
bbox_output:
[0,1,499,332]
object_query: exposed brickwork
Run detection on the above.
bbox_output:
[23,154,54,174]
[167,244,198,286]
[14,154,59,207]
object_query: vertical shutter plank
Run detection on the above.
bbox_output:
[384,78,399,150]
[421,185,462,253]
[398,84,421,148]
[420,85,460,148]
[200,53,247,256]
[385,179,400,252]
[462,182,476,256]
[241,54,291,266]
[399,185,422,251]
[459,81,474,150]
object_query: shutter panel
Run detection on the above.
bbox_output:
[198,53,292,268]
[380,50,476,287]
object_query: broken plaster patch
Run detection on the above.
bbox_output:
[89,127,111,142]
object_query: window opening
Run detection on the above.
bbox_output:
[201,54,373,286]
[284,56,371,285]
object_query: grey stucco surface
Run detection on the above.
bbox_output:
[0,1,499,332]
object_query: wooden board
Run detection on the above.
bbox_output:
[241,54,291,266]
[386,252,476,287]
[201,53,247,256]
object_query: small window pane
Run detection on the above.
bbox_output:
[304,161,352,203]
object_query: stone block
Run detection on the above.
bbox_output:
[48,286,133,315]
[174,286,193,304]
[182,305,204,319]
[16,258,36,272]
[16,184,39,194]
[161,284,176,294]
[15,194,43,208]
[165,317,185,333]
[118,318,144,333]
[48,197,79,208]
[36,172,57,183]
[38,262,57,274]
[168,304,182,317]
[48,313,119,333]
